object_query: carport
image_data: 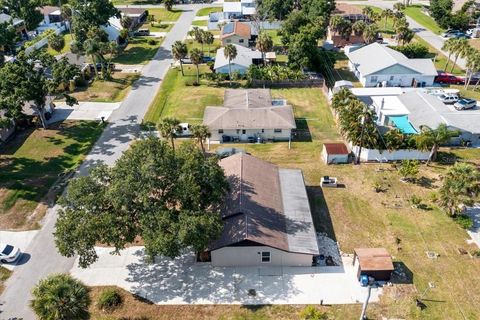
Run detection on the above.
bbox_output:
[353,248,394,281]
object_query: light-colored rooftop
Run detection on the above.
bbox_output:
[214,45,261,70]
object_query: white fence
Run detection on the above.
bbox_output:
[25,24,67,55]
[351,145,430,162]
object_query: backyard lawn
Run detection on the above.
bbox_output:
[0,121,104,230]
[47,32,72,56]
[112,37,162,65]
[265,29,283,46]
[69,72,140,103]
[191,20,208,27]
[404,5,444,34]
[196,7,222,16]
[143,65,223,126]
[186,38,221,57]
[148,8,183,22]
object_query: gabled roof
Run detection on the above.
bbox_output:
[333,3,364,15]
[221,21,251,39]
[214,44,262,70]
[347,43,437,76]
[39,6,61,15]
[209,153,319,255]
[0,13,23,25]
[202,89,296,130]
[324,143,349,155]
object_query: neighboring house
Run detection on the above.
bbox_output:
[214,44,262,74]
[101,9,144,42]
[223,0,256,19]
[220,21,251,47]
[327,3,367,47]
[0,13,27,37]
[346,43,437,87]
[203,89,296,142]
[351,87,480,145]
[322,143,350,164]
[39,6,63,25]
[57,52,89,72]
[118,8,148,28]
[102,16,123,41]
[206,153,320,267]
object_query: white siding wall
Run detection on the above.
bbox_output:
[351,145,431,162]
[364,74,435,87]
[211,246,314,267]
[222,34,249,47]
[215,63,249,75]
[209,128,291,142]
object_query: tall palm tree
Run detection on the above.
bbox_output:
[190,124,211,154]
[223,44,237,86]
[329,15,345,37]
[352,20,366,37]
[362,6,374,21]
[157,117,180,152]
[450,39,470,73]
[189,27,204,52]
[31,274,90,320]
[190,48,203,84]
[61,4,73,33]
[441,38,457,72]
[331,88,356,115]
[83,38,101,78]
[392,11,405,28]
[172,41,188,76]
[397,26,414,45]
[414,123,460,165]
[256,31,273,65]
[363,24,379,44]
[465,49,480,89]
[393,2,405,12]
[202,31,215,57]
[382,9,393,30]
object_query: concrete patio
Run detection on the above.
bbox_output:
[465,204,480,248]
[70,247,382,305]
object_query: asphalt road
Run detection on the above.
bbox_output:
[338,0,467,69]
[0,5,201,319]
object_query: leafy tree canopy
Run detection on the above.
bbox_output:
[55,138,230,268]
[70,0,119,43]
[257,0,294,20]
[0,0,43,30]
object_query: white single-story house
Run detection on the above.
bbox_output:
[223,0,256,19]
[214,44,262,74]
[207,153,319,267]
[203,89,296,142]
[322,143,350,164]
[346,43,437,88]
[220,21,251,47]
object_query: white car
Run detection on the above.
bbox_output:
[438,94,459,104]
[0,243,21,263]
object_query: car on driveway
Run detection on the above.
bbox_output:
[454,98,477,110]
[438,93,459,104]
[0,243,21,263]
[435,73,465,84]
[442,29,461,38]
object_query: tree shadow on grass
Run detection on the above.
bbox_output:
[293,118,312,142]
[307,186,337,242]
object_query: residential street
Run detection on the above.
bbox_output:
[0,5,202,318]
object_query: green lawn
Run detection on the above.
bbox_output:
[144,21,173,32]
[404,5,444,34]
[196,7,222,16]
[143,65,223,126]
[191,20,208,27]
[412,36,464,74]
[47,32,73,56]
[265,29,283,46]
[112,37,162,65]
[0,121,104,230]
[186,38,221,57]
[148,8,183,22]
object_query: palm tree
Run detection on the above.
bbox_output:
[331,88,356,115]
[100,41,119,80]
[329,15,345,37]
[61,4,73,33]
[363,24,379,44]
[450,39,470,73]
[362,6,374,21]
[382,9,393,30]
[202,31,215,56]
[30,274,90,320]
[392,11,405,28]
[256,31,273,65]
[352,21,366,37]
[157,117,180,152]
[439,163,480,216]
[190,124,211,154]
[339,20,353,40]
[172,41,188,76]
[83,38,101,78]
[189,27,204,52]
[190,48,203,84]
[393,2,405,12]
[442,38,457,72]
[414,124,460,165]
[164,0,174,11]
[224,44,237,86]
[397,26,414,45]
[465,49,480,89]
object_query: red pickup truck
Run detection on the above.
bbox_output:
[434,73,465,85]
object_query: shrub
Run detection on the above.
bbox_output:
[147,38,157,45]
[409,195,422,207]
[454,214,473,229]
[389,43,429,58]
[399,160,420,181]
[97,288,122,312]
[300,305,328,320]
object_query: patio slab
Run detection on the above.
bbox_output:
[70,246,382,305]
[465,204,480,247]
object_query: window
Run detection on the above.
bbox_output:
[261,251,271,263]
[261,129,265,133]
[390,76,394,81]
[370,76,378,83]
[236,129,240,134]
[218,129,224,134]
[239,39,244,43]
[242,129,246,134]
[226,39,231,43]
[274,129,282,133]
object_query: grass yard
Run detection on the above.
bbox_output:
[450,84,480,100]
[470,38,480,50]
[265,29,283,46]
[148,8,183,22]
[145,21,173,32]
[0,121,104,230]
[143,65,223,126]
[197,7,222,16]
[186,38,221,57]
[412,36,464,74]
[112,37,162,65]
[0,266,11,295]
[47,32,73,56]
[191,20,208,27]
[404,5,444,35]
[69,72,140,103]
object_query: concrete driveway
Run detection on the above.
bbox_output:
[71,247,381,305]
[48,101,121,124]
[0,230,38,271]
[465,204,480,247]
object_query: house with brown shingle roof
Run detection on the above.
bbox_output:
[203,89,296,142]
[221,21,252,47]
[207,153,319,267]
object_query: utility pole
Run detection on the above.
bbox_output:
[355,105,367,165]
[359,285,372,320]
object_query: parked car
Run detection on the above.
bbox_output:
[174,123,191,137]
[454,98,477,110]
[435,73,464,84]
[452,32,470,39]
[442,29,461,38]
[438,93,459,104]
[0,243,21,263]
[134,29,150,36]
[202,56,215,63]
[89,63,116,72]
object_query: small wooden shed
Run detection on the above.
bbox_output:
[353,248,394,281]
[322,143,350,164]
